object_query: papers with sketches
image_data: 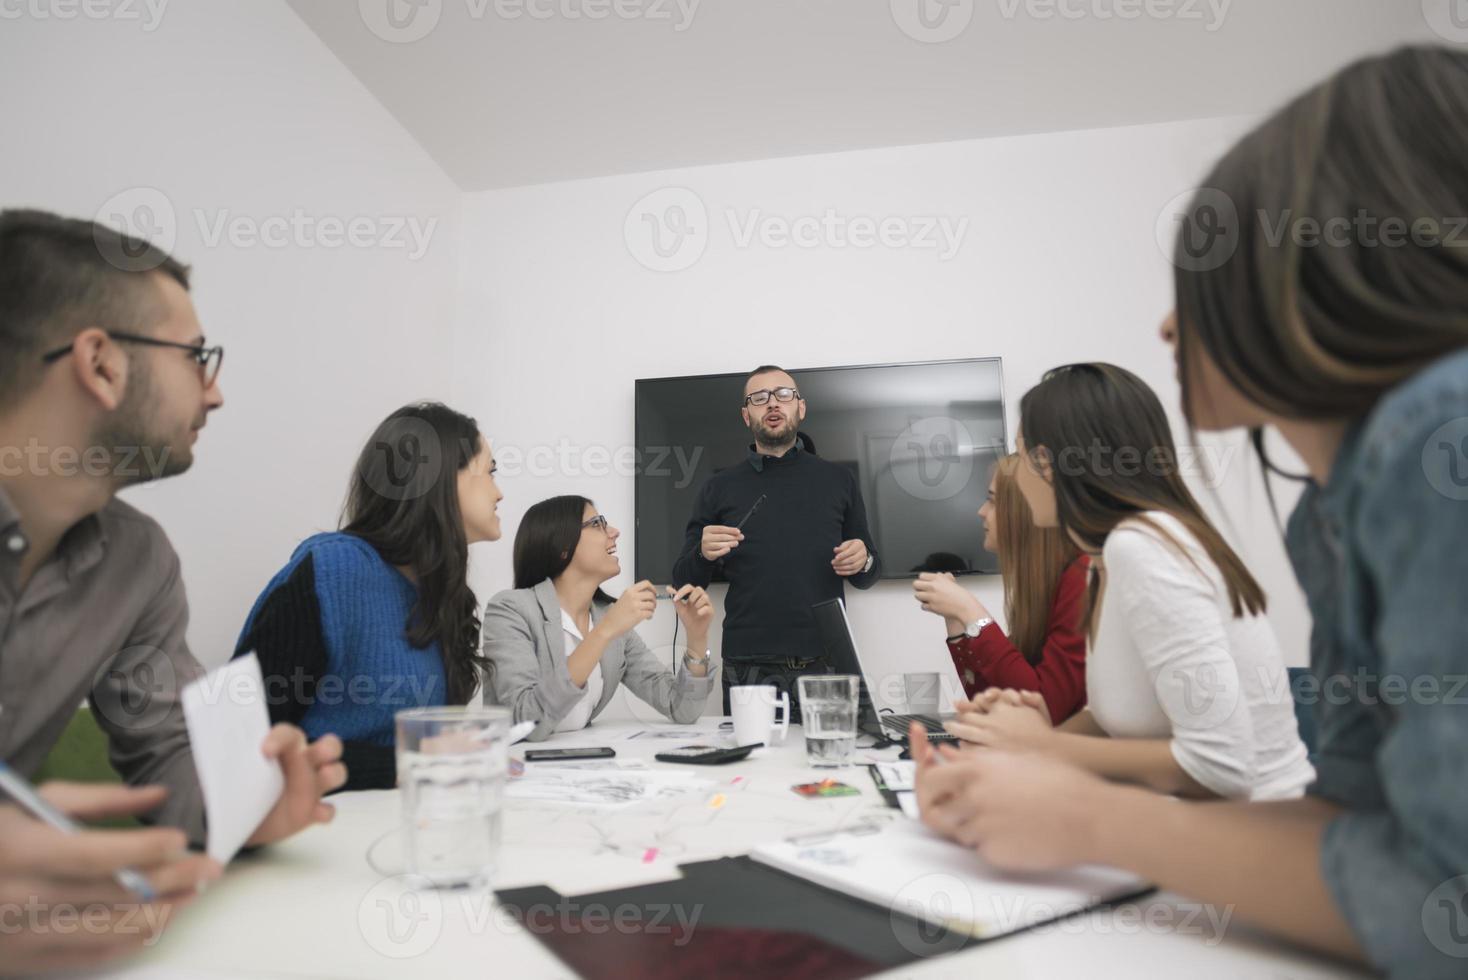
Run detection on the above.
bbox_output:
[874,761,916,792]
[623,729,715,741]
[508,766,713,809]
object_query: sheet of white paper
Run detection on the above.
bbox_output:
[753,820,1149,940]
[875,760,916,792]
[896,791,920,819]
[182,654,284,863]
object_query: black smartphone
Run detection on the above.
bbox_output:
[522,746,616,762]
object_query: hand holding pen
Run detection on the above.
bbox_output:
[699,493,767,561]
[0,776,221,973]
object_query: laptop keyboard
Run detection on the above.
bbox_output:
[881,714,958,741]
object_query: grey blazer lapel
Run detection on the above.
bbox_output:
[532,579,566,665]
[591,627,624,717]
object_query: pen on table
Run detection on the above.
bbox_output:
[0,759,158,901]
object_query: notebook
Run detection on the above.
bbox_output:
[751,819,1152,940]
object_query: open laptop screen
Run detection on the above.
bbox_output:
[810,598,885,732]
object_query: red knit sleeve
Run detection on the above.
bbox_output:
[942,556,1090,722]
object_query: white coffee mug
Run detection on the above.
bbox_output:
[730,685,790,747]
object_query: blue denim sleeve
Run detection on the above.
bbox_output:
[1324,378,1468,977]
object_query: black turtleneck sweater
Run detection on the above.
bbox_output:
[671,444,881,663]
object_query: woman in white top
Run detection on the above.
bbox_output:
[944,363,1312,800]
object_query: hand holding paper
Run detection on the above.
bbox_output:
[182,654,346,863]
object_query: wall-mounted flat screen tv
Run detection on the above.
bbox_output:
[634,358,1008,582]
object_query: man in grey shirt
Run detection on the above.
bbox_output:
[0,210,346,973]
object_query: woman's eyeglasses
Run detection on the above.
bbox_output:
[581,515,610,532]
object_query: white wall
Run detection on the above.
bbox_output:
[0,1,462,665]
[451,114,1311,720]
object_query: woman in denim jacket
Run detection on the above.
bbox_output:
[912,46,1468,979]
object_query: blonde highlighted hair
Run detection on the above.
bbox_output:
[992,454,1081,664]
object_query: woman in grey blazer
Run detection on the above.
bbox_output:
[481,495,717,741]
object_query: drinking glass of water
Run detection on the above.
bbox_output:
[395,706,510,888]
[797,675,860,768]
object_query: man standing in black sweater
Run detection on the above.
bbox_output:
[671,365,881,720]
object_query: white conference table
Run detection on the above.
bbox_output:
[101,718,1368,980]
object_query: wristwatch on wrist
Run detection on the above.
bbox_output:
[861,552,875,574]
[683,649,712,670]
[948,617,994,643]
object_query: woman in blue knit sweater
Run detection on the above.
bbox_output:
[235,403,503,790]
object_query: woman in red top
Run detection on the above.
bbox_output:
[912,454,1089,724]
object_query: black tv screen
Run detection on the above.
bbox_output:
[634,358,1008,582]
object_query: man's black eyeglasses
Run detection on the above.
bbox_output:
[744,387,800,407]
[42,332,225,387]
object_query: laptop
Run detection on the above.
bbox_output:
[810,598,958,745]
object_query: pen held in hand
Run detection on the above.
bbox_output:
[0,760,157,901]
[734,493,767,532]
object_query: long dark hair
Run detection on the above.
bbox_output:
[1019,363,1264,635]
[342,402,487,705]
[1173,46,1468,439]
[513,495,615,604]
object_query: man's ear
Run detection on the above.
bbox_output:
[67,328,129,412]
[797,399,807,422]
[740,406,750,427]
